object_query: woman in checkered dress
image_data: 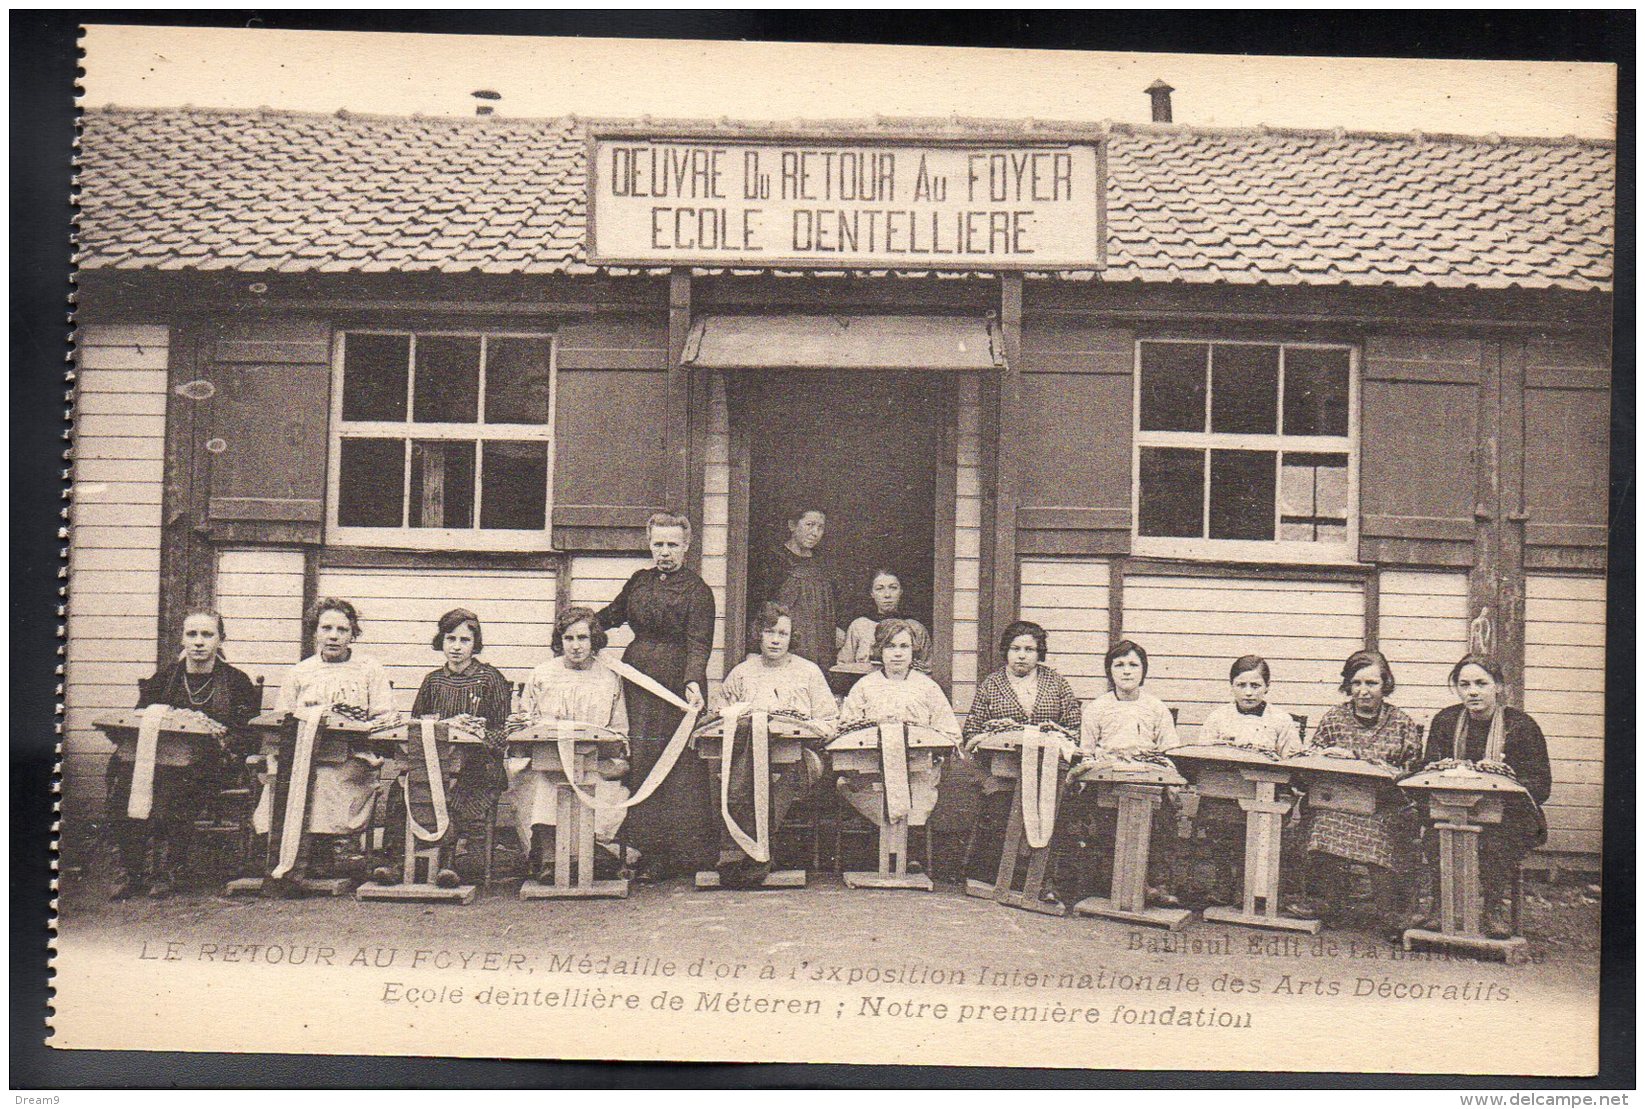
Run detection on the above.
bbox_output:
[1294,649,1424,936]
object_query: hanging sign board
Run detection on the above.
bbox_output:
[587,136,1103,269]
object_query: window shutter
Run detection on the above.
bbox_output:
[205,318,333,544]
[1358,331,1481,566]
[1524,334,1611,570]
[552,314,672,550]
[1014,320,1135,555]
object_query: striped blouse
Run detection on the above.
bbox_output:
[411,659,512,749]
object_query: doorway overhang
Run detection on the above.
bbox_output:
[682,314,1003,371]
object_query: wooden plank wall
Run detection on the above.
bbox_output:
[312,567,557,710]
[698,374,731,690]
[64,323,171,820]
[1524,574,1606,857]
[1017,558,1111,701]
[950,378,983,714]
[214,548,304,709]
[1377,570,1472,725]
[1122,575,1365,735]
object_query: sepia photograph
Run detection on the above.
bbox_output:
[46,17,1621,1080]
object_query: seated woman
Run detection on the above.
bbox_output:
[1292,649,1425,938]
[713,602,839,886]
[372,609,511,888]
[838,568,931,671]
[1420,655,1552,939]
[1053,639,1181,907]
[959,620,1081,885]
[837,618,961,846]
[264,597,395,894]
[507,606,633,882]
[1199,655,1301,755]
[107,609,260,899]
[1184,655,1301,905]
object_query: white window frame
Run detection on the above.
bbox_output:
[1130,338,1360,565]
[326,328,559,551]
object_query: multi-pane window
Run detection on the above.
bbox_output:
[1133,340,1356,560]
[329,331,556,547]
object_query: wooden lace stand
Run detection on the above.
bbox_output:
[1171,745,1320,934]
[692,726,808,891]
[355,721,481,905]
[1071,763,1192,931]
[225,711,392,898]
[828,723,951,891]
[514,726,631,901]
[963,736,1068,917]
[1400,770,1530,963]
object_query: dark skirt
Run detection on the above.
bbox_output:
[105,755,216,829]
[620,634,714,876]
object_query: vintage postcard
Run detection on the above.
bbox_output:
[54,24,1616,1075]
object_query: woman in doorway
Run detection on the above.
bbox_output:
[756,505,841,671]
[713,602,838,886]
[107,609,261,899]
[508,606,632,882]
[837,618,961,849]
[838,568,931,672]
[265,597,396,895]
[373,608,511,888]
[1289,649,1425,939]
[1419,656,1552,939]
[959,620,1082,886]
[596,512,715,880]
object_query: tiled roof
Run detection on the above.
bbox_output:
[75,107,1615,292]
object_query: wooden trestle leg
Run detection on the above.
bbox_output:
[519,782,629,900]
[965,778,1064,915]
[1202,769,1320,934]
[1072,783,1191,930]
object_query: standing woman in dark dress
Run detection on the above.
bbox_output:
[1420,655,1552,938]
[110,609,261,898]
[757,506,841,672]
[597,512,715,879]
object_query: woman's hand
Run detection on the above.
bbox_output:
[684,682,705,712]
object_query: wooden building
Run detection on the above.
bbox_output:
[70,107,1614,868]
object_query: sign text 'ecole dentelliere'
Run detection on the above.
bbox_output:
[588,139,1103,269]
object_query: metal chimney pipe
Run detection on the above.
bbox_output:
[472,89,501,117]
[1146,80,1175,123]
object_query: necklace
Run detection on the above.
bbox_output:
[182,669,217,706]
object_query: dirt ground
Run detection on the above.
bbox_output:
[57,855,1601,974]
[52,845,1603,1073]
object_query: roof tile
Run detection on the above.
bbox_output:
[75,108,1614,292]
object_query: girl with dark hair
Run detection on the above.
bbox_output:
[1291,649,1425,937]
[1419,655,1552,938]
[713,602,838,886]
[1079,639,1179,755]
[263,596,396,893]
[108,609,260,898]
[390,608,513,883]
[959,619,1081,885]
[1198,655,1301,755]
[1054,638,1181,908]
[1184,655,1301,906]
[508,606,632,882]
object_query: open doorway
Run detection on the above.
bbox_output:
[739,371,943,668]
